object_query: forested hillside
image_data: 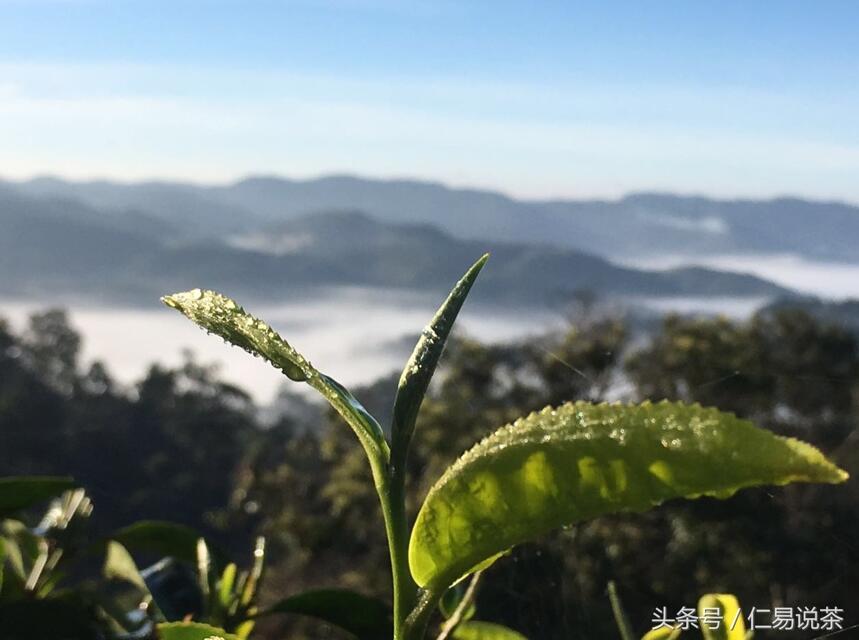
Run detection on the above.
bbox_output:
[2,305,856,638]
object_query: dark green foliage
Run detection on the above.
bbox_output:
[256,589,392,640]
[626,309,859,446]
[0,300,856,639]
[0,595,107,640]
[0,309,257,542]
[0,477,75,517]
[111,521,206,565]
[143,557,206,622]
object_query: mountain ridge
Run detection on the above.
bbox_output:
[6,173,858,262]
[0,187,790,307]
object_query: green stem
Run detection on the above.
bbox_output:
[402,585,444,640]
[607,581,635,640]
[381,471,418,640]
[313,375,418,638]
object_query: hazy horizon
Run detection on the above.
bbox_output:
[2,2,858,201]
[6,171,859,208]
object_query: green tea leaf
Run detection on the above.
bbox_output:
[317,372,390,463]
[234,619,255,640]
[255,588,392,640]
[0,537,5,594]
[111,520,203,564]
[157,621,240,640]
[162,289,307,382]
[218,563,237,608]
[391,254,488,471]
[451,621,528,640]
[409,401,848,589]
[0,522,29,585]
[162,289,388,467]
[438,583,475,621]
[642,627,681,640]
[0,476,75,517]
[238,536,265,607]
[103,540,147,591]
[698,594,746,640]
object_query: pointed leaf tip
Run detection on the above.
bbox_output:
[391,254,489,469]
[698,594,746,640]
[161,288,308,381]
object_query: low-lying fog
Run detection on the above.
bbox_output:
[2,287,567,404]
[620,253,859,300]
[4,254,859,404]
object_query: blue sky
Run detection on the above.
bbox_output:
[1,0,858,200]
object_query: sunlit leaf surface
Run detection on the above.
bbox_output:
[698,594,746,640]
[409,401,848,589]
[451,621,528,640]
[642,627,681,640]
[157,621,240,640]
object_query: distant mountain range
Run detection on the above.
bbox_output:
[0,178,794,307]
[8,174,859,263]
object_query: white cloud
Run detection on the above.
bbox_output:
[0,61,858,202]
